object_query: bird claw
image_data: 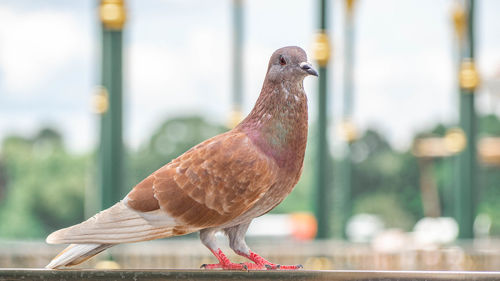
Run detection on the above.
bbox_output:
[265,264,281,270]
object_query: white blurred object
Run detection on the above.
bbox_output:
[247,213,317,240]
[413,217,458,246]
[371,228,409,253]
[474,213,492,238]
[247,214,291,237]
[346,214,385,243]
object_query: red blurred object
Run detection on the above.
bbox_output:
[291,213,318,240]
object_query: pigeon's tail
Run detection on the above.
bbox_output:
[46,243,112,269]
[46,201,183,245]
[45,201,195,268]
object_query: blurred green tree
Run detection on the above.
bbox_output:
[0,128,88,238]
[476,114,500,234]
[411,114,500,234]
[350,129,421,230]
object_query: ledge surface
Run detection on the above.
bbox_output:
[1,269,500,281]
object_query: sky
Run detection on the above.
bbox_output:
[0,0,499,153]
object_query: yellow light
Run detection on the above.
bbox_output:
[228,109,243,129]
[451,2,466,40]
[313,32,331,67]
[304,257,333,270]
[444,128,467,154]
[94,260,121,269]
[92,86,109,114]
[459,59,480,91]
[346,0,356,14]
[99,0,126,30]
[338,119,357,143]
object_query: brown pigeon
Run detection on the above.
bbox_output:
[46,46,318,270]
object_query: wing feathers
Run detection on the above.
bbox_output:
[121,176,159,212]
[151,132,279,228]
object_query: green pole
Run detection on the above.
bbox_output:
[314,0,331,239]
[98,0,126,210]
[443,155,454,217]
[340,0,356,239]
[230,0,244,128]
[455,0,477,239]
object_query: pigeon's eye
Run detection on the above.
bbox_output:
[279,55,286,66]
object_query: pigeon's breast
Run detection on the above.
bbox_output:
[217,134,306,228]
[218,178,299,228]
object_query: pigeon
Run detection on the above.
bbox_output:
[46,46,318,270]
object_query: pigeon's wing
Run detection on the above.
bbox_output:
[47,131,279,245]
[126,131,280,228]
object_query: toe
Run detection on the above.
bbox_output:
[264,264,280,270]
[275,264,303,270]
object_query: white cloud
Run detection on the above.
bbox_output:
[352,53,456,150]
[0,6,90,93]
[125,27,232,148]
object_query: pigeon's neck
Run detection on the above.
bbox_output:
[238,79,308,169]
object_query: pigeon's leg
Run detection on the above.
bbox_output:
[199,228,248,270]
[226,222,303,270]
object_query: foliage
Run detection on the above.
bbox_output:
[349,129,421,230]
[0,129,88,238]
[1,114,500,238]
[353,192,416,230]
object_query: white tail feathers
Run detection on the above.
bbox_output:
[46,201,182,244]
[46,201,197,268]
[45,243,112,269]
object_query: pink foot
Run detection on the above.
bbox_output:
[238,251,303,270]
[200,262,249,270]
[201,248,263,270]
[201,248,303,271]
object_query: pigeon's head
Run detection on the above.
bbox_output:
[266,46,318,82]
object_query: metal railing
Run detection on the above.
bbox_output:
[2,269,500,281]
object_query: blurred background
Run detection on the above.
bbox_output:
[1,0,500,271]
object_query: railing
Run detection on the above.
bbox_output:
[2,269,500,281]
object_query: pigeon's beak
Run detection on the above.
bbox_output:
[300,62,319,77]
